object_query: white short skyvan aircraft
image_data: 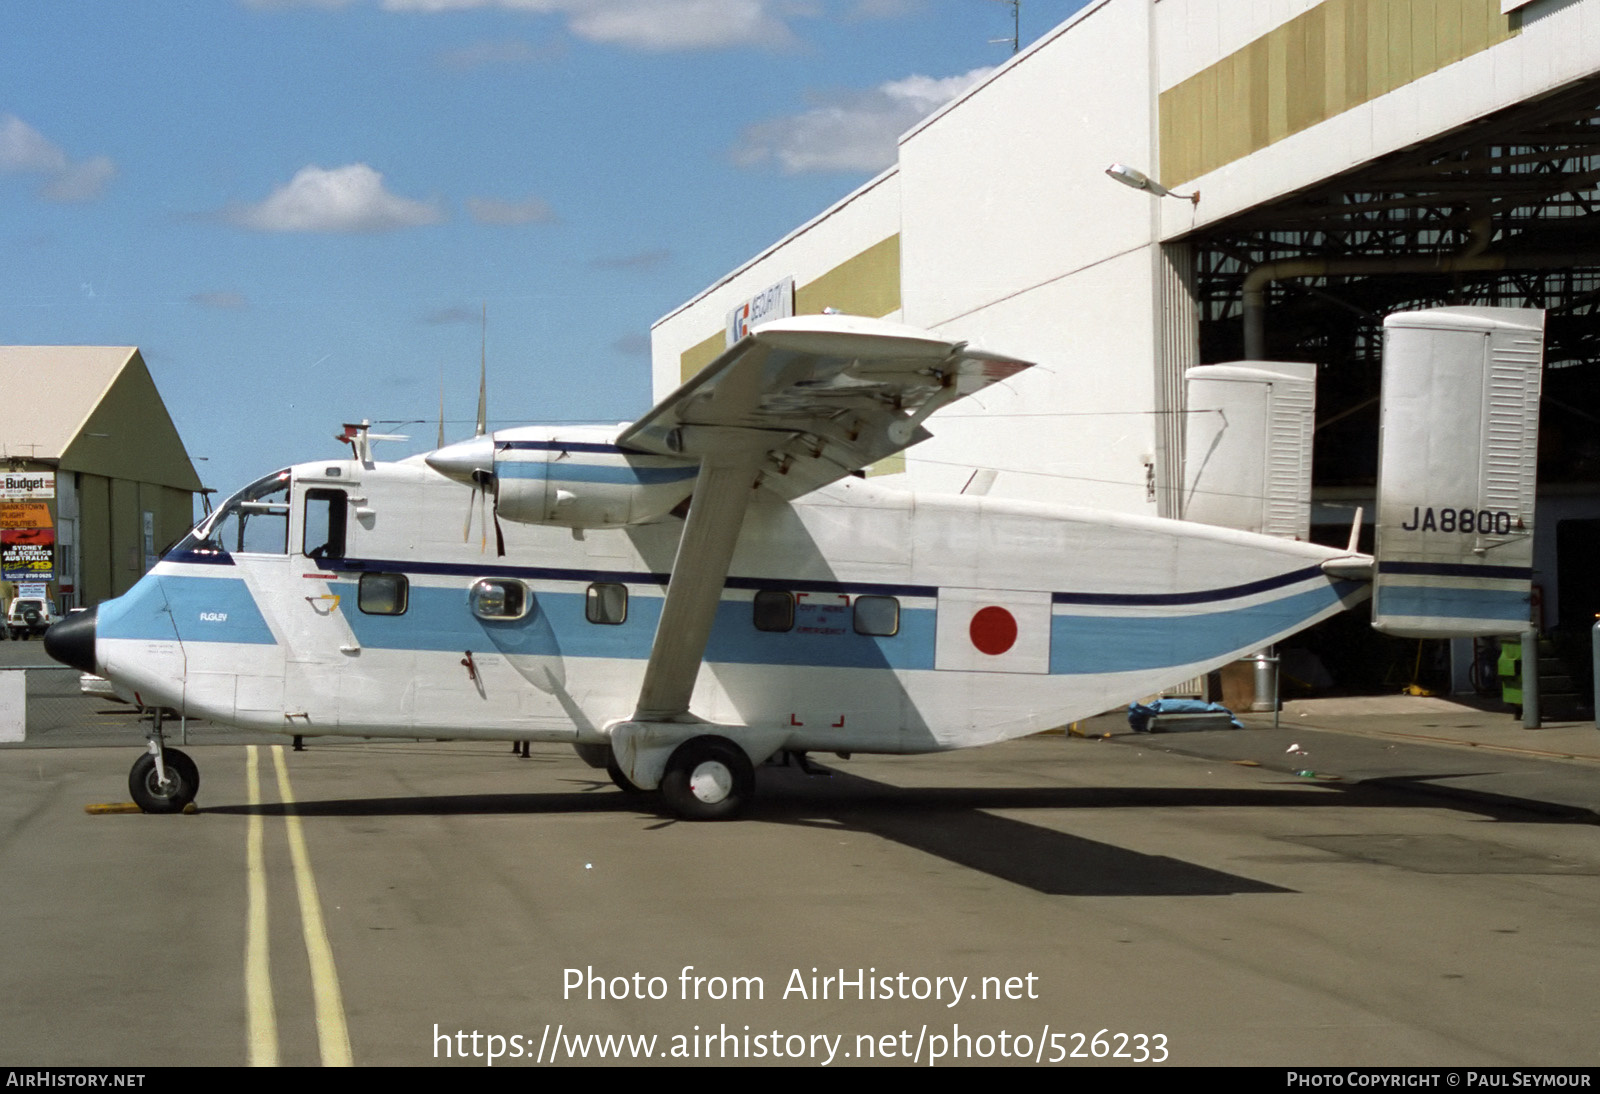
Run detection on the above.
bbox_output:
[45,309,1544,819]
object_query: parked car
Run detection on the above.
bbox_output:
[5,597,59,640]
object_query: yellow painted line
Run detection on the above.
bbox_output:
[271,745,354,1067]
[245,746,280,1067]
[85,803,143,814]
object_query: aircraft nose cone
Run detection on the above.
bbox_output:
[425,435,495,487]
[44,606,97,674]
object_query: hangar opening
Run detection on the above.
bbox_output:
[1188,76,1600,699]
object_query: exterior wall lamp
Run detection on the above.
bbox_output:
[1105,163,1199,205]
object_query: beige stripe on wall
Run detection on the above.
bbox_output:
[1159,0,1519,187]
[678,234,902,384]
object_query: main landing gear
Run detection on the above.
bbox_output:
[604,734,758,820]
[128,710,199,814]
[657,736,755,821]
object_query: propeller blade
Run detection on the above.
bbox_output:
[475,303,488,437]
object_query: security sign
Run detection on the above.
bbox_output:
[935,588,1051,674]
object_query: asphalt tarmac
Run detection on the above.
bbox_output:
[1,658,1597,1068]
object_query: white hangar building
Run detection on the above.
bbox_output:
[652,0,1600,696]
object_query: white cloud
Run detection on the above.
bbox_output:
[0,115,68,173]
[381,0,803,50]
[0,114,115,202]
[230,163,443,233]
[731,67,992,174]
[466,194,557,225]
[42,156,116,203]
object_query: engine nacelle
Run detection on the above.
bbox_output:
[428,427,700,529]
[494,440,697,528]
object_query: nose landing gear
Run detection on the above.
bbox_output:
[128,711,199,814]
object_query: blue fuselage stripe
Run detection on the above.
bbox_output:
[1376,585,1530,621]
[105,561,1353,681]
[98,575,277,645]
[495,462,698,486]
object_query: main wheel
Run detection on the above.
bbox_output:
[659,737,754,821]
[605,750,648,795]
[129,749,200,813]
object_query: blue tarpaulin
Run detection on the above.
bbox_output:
[1126,699,1242,733]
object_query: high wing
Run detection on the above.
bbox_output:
[618,313,1032,500]
[623,314,1033,733]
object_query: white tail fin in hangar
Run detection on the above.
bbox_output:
[1182,360,1316,539]
[1373,307,1544,638]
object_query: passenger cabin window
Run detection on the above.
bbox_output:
[358,573,408,615]
[175,470,291,557]
[586,583,627,625]
[853,595,899,637]
[470,578,529,620]
[302,489,347,560]
[752,590,794,632]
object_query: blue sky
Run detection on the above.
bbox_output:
[1,0,1084,501]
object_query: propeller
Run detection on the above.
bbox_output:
[433,305,505,555]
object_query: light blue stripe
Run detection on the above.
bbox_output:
[1376,585,1530,622]
[333,581,934,669]
[1050,584,1352,674]
[496,462,698,486]
[99,575,277,645]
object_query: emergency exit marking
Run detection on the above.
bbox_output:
[969,606,1018,656]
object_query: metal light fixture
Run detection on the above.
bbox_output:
[1105,163,1199,205]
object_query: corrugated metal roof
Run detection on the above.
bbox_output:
[0,346,136,462]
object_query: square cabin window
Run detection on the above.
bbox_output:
[853,595,899,637]
[752,590,794,633]
[358,573,408,616]
[586,583,627,625]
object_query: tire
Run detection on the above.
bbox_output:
[659,736,754,821]
[128,749,200,814]
[605,750,648,795]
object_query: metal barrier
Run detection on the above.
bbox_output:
[0,667,145,745]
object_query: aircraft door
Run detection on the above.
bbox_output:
[934,588,1051,674]
[277,486,358,731]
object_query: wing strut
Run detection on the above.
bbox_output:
[632,453,759,721]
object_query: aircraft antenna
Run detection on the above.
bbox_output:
[986,0,1019,54]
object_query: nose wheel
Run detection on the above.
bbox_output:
[128,711,199,813]
[129,749,199,813]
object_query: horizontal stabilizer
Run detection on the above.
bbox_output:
[1373,307,1543,638]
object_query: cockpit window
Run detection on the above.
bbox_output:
[174,470,292,558]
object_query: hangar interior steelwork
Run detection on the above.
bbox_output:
[1191,76,1600,693]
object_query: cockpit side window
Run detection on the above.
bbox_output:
[302,489,347,561]
[175,470,291,558]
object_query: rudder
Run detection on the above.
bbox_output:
[1372,307,1544,638]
